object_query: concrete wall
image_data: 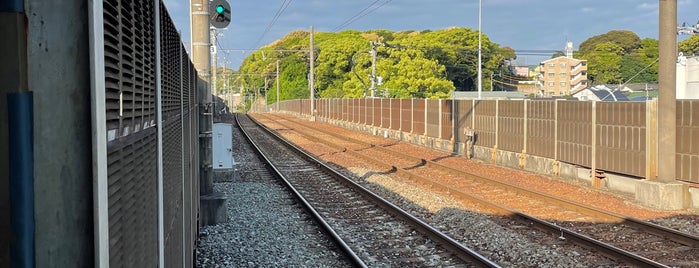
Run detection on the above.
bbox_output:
[27,0,94,266]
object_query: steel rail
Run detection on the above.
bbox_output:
[256,113,677,267]
[244,113,501,268]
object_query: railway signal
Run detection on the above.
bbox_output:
[210,0,231,28]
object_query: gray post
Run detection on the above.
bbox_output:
[191,0,213,195]
[657,0,677,182]
[191,0,225,226]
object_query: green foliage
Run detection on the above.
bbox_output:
[579,32,659,85]
[679,35,699,56]
[551,51,565,58]
[583,42,623,84]
[620,55,657,83]
[237,27,511,100]
[579,30,641,53]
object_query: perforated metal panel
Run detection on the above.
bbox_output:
[440,100,453,140]
[526,101,556,159]
[596,102,646,177]
[497,100,524,153]
[425,100,440,138]
[101,0,199,266]
[400,99,412,132]
[160,3,185,267]
[103,0,159,266]
[107,131,158,267]
[390,99,401,130]
[473,100,496,148]
[454,99,475,144]
[557,101,592,167]
[412,99,425,135]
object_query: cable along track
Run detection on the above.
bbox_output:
[237,114,499,267]
[255,112,699,267]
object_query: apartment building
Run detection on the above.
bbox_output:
[538,56,588,96]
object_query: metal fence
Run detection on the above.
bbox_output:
[275,98,699,183]
[98,0,200,266]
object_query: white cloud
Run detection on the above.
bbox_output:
[581,7,594,13]
[636,2,657,10]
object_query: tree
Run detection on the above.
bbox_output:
[579,30,641,53]
[500,46,516,60]
[583,42,624,84]
[620,55,657,84]
[679,35,699,56]
[550,51,565,58]
[238,27,508,99]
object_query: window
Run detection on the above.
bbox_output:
[548,63,555,68]
[560,82,567,87]
[559,73,566,77]
[560,63,567,68]
[548,72,555,77]
[548,82,555,87]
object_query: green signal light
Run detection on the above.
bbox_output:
[216,5,225,14]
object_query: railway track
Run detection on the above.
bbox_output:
[255,112,699,267]
[237,113,499,267]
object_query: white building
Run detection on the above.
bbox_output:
[677,54,699,99]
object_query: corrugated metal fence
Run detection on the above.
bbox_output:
[101,0,199,266]
[275,98,699,183]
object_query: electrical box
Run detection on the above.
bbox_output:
[212,123,234,169]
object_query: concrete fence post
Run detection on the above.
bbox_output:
[410,99,415,133]
[438,99,443,140]
[389,98,393,129]
[399,99,403,131]
[554,99,559,160]
[591,101,599,187]
[424,98,428,136]
[646,99,658,180]
[495,99,499,147]
[523,99,528,153]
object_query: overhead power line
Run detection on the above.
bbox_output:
[333,0,392,31]
[253,0,293,49]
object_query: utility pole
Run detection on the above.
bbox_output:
[309,26,315,118]
[190,0,213,198]
[191,0,228,226]
[276,59,280,112]
[370,41,378,98]
[657,0,677,182]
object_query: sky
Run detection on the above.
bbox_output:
[161,0,699,70]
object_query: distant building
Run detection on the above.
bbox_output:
[539,56,588,97]
[512,66,530,77]
[538,42,588,97]
[572,85,629,101]
[677,55,699,99]
[618,83,659,92]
